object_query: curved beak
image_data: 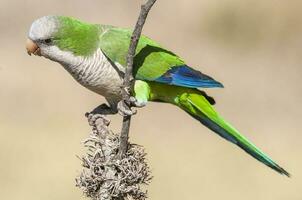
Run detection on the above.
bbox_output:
[26,39,41,56]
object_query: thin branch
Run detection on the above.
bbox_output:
[118,0,157,158]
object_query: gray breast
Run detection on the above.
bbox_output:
[60,48,124,100]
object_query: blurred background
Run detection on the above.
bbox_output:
[0,0,301,199]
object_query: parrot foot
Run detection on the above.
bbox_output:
[117,100,137,116]
[85,103,119,125]
[117,96,146,117]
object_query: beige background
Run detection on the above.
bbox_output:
[0,0,301,199]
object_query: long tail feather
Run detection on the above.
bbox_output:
[176,92,290,177]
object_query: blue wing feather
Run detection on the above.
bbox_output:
[155,65,224,88]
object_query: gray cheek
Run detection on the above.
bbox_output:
[40,46,58,61]
[40,45,77,65]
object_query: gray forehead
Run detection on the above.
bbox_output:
[28,16,59,41]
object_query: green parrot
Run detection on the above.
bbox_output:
[26,15,290,176]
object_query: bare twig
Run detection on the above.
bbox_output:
[118,0,157,158]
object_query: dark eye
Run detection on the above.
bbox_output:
[44,39,52,44]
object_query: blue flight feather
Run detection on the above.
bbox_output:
[155,65,224,88]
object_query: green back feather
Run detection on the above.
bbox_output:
[99,25,185,80]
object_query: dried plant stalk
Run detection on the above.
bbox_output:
[76,113,152,200]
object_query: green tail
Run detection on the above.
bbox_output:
[175,91,290,177]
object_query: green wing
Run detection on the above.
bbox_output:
[99,25,223,88]
[99,25,183,79]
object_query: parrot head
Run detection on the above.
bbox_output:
[26,16,100,62]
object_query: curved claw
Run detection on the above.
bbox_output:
[117,100,137,117]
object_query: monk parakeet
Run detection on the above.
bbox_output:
[26,15,289,176]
